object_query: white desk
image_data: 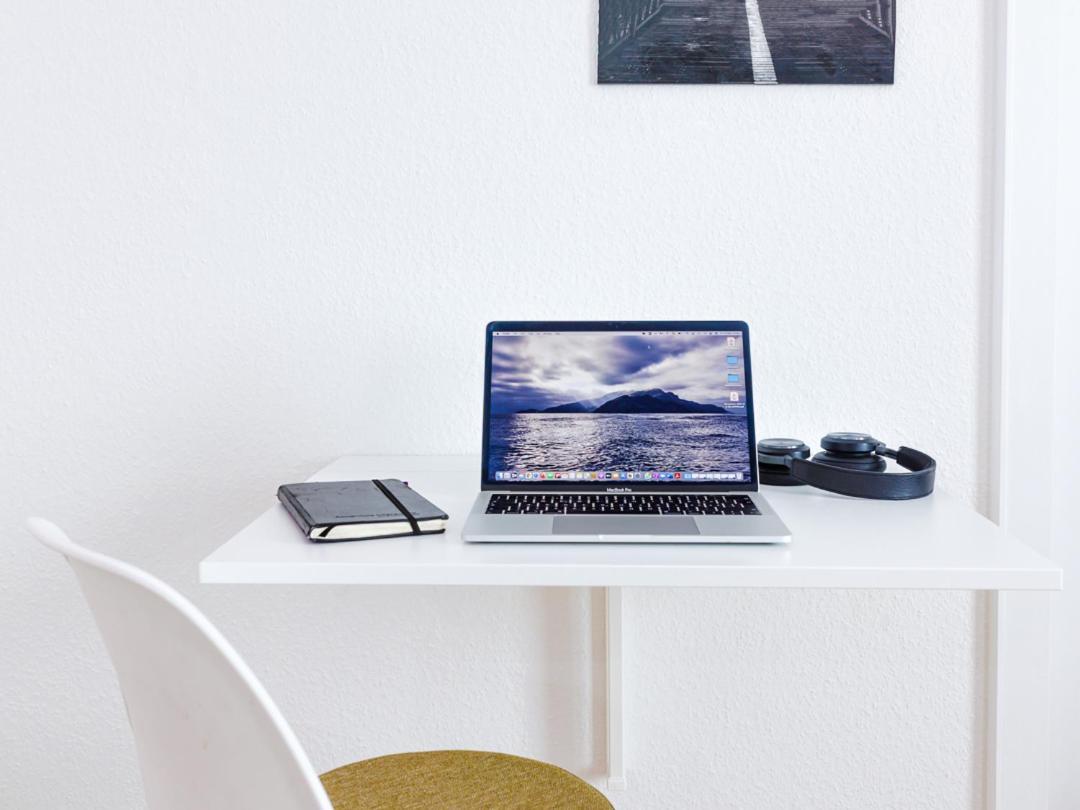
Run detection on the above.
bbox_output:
[201,455,1062,790]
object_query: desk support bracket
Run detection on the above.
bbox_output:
[605,586,626,790]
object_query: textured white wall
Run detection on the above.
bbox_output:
[1,1,995,807]
[1050,5,1080,803]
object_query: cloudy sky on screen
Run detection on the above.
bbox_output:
[489,332,746,413]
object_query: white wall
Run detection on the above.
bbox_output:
[0,2,996,807]
[1050,1,1080,803]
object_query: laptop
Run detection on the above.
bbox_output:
[462,321,791,543]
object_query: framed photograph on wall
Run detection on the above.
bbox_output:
[598,0,895,84]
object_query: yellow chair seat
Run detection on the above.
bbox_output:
[321,750,613,810]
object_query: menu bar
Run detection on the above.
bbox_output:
[492,330,739,337]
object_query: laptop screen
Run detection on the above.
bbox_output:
[483,325,754,487]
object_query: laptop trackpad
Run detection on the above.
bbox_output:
[552,516,700,536]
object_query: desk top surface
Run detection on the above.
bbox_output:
[200,455,1062,590]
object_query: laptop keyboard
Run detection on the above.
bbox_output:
[486,493,760,516]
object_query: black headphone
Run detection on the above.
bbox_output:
[757,433,936,500]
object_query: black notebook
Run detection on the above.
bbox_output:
[277,479,449,542]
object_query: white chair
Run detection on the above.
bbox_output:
[28,517,612,810]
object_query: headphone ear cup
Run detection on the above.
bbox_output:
[759,465,805,486]
[812,449,887,473]
[757,439,812,487]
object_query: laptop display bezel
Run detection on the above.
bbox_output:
[480,320,760,492]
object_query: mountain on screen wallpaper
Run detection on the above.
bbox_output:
[488,333,750,474]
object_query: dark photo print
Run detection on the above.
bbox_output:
[598,0,895,84]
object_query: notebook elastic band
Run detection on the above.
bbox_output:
[372,479,421,535]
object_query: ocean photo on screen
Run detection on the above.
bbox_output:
[488,331,750,476]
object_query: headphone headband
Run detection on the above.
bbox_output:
[789,446,935,500]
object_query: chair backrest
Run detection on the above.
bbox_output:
[26,517,334,810]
